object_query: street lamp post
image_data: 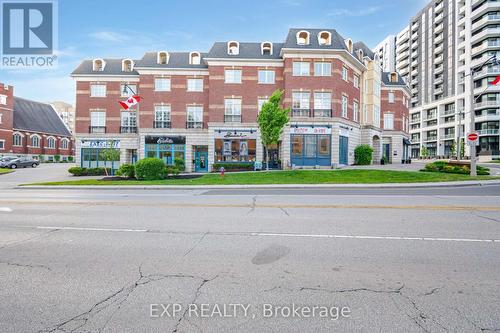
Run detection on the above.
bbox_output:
[468,55,498,177]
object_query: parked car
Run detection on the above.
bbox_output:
[0,156,18,168]
[0,157,39,169]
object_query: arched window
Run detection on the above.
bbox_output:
[344,39,353,53]
[358,49,364,60]
[13,133,22,146]
[122,59,133,72]
[92,59,105,71]
[61,138,69,150]
[261,42,273,55]
[227,41,239,55]
[31,135,40,148]
[390,72,399,83]
[190,52,201,65]
[47,137,56,149]
[296,30,310,45]
[157,51,169,64]
[318,31,331,45]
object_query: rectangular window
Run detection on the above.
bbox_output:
[0,113,2,124]
[384,113,394,129]
[374,106,381,127]
[258,70,275,84]
[314,92,332,111]
[341,95,348,118]
[225,69,242,83]
[120,84,137,97]
[224,99,242,122]
[155,78,171,91]
[293,62,310,76]
[121,111,137,127]
[90,111,106,127]
[258,97,268,112]
[90,84,106,97]
[292,92,310,116]
[187,106,203,128]
[187,78,203,92]
[0,140,4,150]
[0,94,6,105]
[354,75,360,88]
[314,62,331,76]
[154,105,171,128]
[13,134,22,146]
[388,91,395,103]
[342,67,348,81]
[353,101,359,122]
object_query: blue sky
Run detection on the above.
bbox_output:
[1,0,429,104]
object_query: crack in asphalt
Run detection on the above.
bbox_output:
[246,196,257,215]
[279,207,290,216]
[0,261,51,271]
[183,232,209,257]
[38,265,216,333]
[172,274,218,333]
[0,229,59,252]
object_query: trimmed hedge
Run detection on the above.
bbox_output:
[354,145,374,165]
[422,161,490,175]
[174,158,185,172]
[116,163,135,178]
[165,165,180,176]
[213,163,254,172]
[68,167,110,176]
[135,158,166,180]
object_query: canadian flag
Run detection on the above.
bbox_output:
[491,75,500,86]
[119,95,141,110]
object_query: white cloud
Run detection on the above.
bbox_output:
[89,31,128,43]
[328,6,382,17]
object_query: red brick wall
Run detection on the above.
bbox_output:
[0,83,14,154]
[381,87,410,133]
[283,58,361,121]
[139,74,209,129]
[208,66,284,123]
[11,131,72,156]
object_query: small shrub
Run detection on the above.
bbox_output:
[135,158,166,180]
[54,155,61,162]
[421,161,490,175]
[354,145,373,165]
[87,167,109,176]
[116,163,135,179]
[68,167,87,176]
[212,163,254,172]
[67,156,74,162]
[165,165,180,176]
[68,167,110,176]
[174,158,185,172]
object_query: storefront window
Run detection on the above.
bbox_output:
[144,136,185,165]
[215,139,256,162]
[290,129,331,166]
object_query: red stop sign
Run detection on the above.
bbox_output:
[468,133,478,142]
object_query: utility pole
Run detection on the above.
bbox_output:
[469,70,477,177]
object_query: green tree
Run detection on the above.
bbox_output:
[257,90,290,170]
[99,140,120,176]
[450,140,457,157]
[420,146,428,158]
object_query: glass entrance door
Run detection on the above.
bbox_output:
[194,146,208,172]
[339,136,349,165]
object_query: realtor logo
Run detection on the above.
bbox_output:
[0,0,58,68]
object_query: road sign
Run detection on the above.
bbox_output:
[468,133,479,142]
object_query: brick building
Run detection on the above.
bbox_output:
[0,83,74,161]
[71,28,410,172]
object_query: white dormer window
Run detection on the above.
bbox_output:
[318,31,331,45]
[157,51,169,64]
[227,41,239,55]
[344,39,353,53]
[261,42,273,55]
[92,59,105,71]
[358,49,364,60]
[0,94,7,105]
[122,59,133,72]
[296,30,310,45]
[190,52,201,65]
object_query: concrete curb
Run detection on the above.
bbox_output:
[17,180,500,190]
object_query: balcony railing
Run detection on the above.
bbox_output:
[186,121,204,129]
[477,129,500,135]
[291,109,311,117]
[89,126,106,134]
[313,109,332,118]
[425,136,438,141]
[153,121,171,129]
[475,101,500,109]
[224,115,242,123]
[120,126,137,134]
[442,134,455,140]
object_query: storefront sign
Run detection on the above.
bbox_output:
[81,140,120,149]
[214,129,258,140]
[145,136,186,145]
[290,126,332,135]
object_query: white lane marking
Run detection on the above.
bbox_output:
[0,207,13,212]
[36,226,148,232]
[31,227,500,244]
[251,232,500,243]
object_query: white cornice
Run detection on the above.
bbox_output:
[280,48,366,70]
[204,58,284,67]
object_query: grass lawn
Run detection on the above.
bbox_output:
[26,169,499,186]
[0,168,13,174]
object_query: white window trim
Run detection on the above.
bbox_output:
[258,70,275,84]
[341,95,348,118]
[296,30,310,45]
[261,42,273,55]
[90,84,107,97]
[314,62,331,77]
[60,138,69,150]
[154,78,171,92]
[0,139,5,150]
[317,31,332,46]
[122,59,134,72]
[46,136,56,149]
[157,51,169,64]
[293,62,310,76]
[187,78,203,92]
[30,134,41,148]
[92,59,105,71]
[189,52,201,65]
[225,69,242,84]
[13,132,23,147]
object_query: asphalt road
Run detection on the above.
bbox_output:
[1,186,500,332]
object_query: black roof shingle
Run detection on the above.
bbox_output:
[13,97,71,136]
[135,52,209,68]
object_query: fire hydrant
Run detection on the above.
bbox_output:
[220,166,225,178]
